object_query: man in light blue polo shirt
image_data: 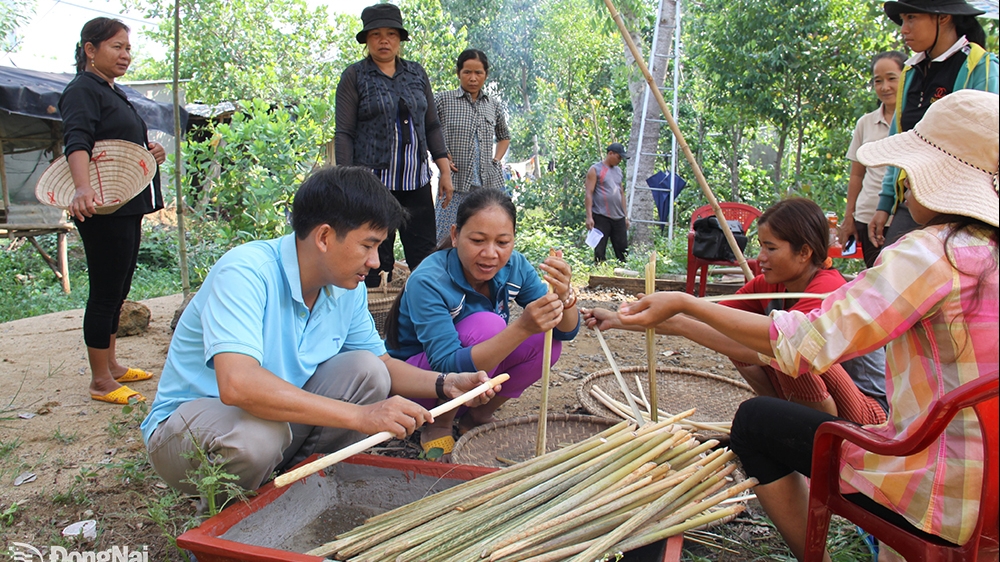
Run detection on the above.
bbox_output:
[142,167,495,494]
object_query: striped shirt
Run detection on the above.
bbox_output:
[435,87,510,193]
[374,107,431,192]
[767,225,998,545]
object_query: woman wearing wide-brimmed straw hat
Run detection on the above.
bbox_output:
[335,3,453,288]
[60,17,166,404]
[867,0,997,254]
[617,89,998,561]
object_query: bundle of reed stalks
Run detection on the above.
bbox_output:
[589,385,732,435]
[307,413,755,562]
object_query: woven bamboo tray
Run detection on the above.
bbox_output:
[452,413,617,468]
[578,366,755,424]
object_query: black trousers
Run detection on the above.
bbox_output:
[73,213,143,349]
[853,221,880,269]
[365,183,437,288]
[592,213,628,263]
[730,396,956,545]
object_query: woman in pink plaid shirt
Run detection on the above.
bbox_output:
[619,90,998,561]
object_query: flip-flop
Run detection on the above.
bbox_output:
[421,435,455,460]
[91,386,146,405]
[114,368,153,383]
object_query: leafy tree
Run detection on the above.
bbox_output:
[444,0,542,111]
[398,0,468,88]
[180,98,332,241]
[685,0,895,196]
[1,0,35,53]
[126,0,339,104]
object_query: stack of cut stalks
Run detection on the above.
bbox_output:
[589,384,732,435]
[308,414,756,562]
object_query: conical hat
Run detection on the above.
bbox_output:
[36,139,157,215]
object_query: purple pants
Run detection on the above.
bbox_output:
[406,311,562,409]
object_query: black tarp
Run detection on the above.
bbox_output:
[0,66,183,135]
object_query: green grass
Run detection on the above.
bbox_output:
[52,427,79,445]
[0,437,20,459]
[51,482,90,506]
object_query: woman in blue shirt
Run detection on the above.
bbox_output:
[384,188,580,455]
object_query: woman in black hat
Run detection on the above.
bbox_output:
[61,17,166,404]
[867,0,997,253]
[334,4,453,287]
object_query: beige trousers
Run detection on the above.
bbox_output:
[146,350,391,495]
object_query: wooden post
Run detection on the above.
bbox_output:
[58,230,69,293]
[0,136,10,211]
[173,0,190,296]
[602,0,754,281]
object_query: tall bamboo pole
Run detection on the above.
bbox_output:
[645,252,658,421]
[603,0,753,281]
[173,0,190,295]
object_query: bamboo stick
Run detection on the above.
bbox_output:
[645,254,658,421]
[536,248,558,457]
[594,328,646,425]
[634,374,650,411]
[601,0,754,281]
[274,373,509,488]
[702,292,830,303]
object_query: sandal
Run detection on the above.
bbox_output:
[114,368,153,383]
[91,385,146,405]
[421,435,455,461]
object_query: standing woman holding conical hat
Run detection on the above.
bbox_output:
[867,0,997,254]
[60,17,166,404]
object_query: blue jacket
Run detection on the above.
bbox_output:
[387,249,580,372]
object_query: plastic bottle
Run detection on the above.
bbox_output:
[825,212,841,249]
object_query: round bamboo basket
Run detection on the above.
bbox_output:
[366,286,400,335]
[366,264,408,334]
[578,366,754,424]
[452,413,617,468]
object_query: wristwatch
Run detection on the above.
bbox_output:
[435,372,448,400]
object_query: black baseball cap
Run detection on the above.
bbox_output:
[607,142,630,158]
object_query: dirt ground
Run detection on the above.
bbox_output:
[0,286,765,560]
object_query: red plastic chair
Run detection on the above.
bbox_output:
[804,373,1000,562]
[685,203,762,296]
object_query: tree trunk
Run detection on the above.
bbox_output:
[520,64,530,111]
[729,124,742,202]
[773,123,789,195]
[623,0,677,249]
[793,85,803,193]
